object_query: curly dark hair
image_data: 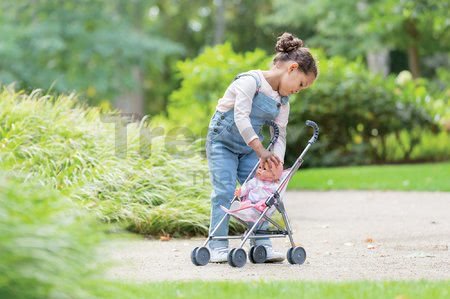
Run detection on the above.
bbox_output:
[273,32,318,77]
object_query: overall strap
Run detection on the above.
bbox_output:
[234,72,290,105]
[280,95,289,105]
[233,72,262,95]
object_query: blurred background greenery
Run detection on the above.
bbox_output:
[1,0,448,166]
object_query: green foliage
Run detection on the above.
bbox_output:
[75,132,215,236]
[428,67,450,123]
[288,50,442,166]
[0,0,278,116]
[368,0,450,53]
[0,87,244,236]
[264,0,371,58]
[0,0,183,104]
[0,173,104,299]
[0,89,110,191]
[165,43,271,135]
[163,44,447,166]
[265,0,450,76]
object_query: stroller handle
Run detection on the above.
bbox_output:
[305,120,319,144]
[266,120,280,145]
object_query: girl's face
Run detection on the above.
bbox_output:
[277,62,316,97]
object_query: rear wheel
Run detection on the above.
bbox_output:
[249,245,267,264]
[228,248,247,268]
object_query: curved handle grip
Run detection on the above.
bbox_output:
[305,120,319,144]
[266,120,280,145]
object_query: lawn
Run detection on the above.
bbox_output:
[288,162,450,191]
[94,280,449,299]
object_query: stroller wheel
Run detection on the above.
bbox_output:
[249,246,255,263]
[228,248,247,268]
[191,247,200,266]
[249,245,267,264]
[287,246,306,265]
[191,246,210,266]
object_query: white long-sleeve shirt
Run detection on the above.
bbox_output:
[216,70,289,162]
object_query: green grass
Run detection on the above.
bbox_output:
[92,280,449,299]
[289,162,450,191]
[0,173,106,299]
[0,88,221,237]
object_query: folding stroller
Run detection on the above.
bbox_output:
[191,120,319,268]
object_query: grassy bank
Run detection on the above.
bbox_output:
[0,174,106,298]
[0,88,217,236]
[93,280,449,299]
[289,162,450,191]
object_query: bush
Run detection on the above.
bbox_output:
[288,51,441,166]
[0,87,245,236]
[162,45,447,166]
[0,173,104,299]
[161,42,272,136]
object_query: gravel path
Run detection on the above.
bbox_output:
[104,191,450,281]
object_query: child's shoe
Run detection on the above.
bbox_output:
[264,245,285,263]
[208,246,229,263]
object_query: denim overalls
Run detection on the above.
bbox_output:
[206,72,289,249]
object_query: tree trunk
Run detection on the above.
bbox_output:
[407,45,420,79]
[115,67,145,115]
[113,1,145,115]
[213,0,225,45]
[366,48,390,76]
[405,19,421,78]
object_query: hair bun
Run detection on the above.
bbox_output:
[275,32,304,53]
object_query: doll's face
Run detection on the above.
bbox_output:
[256,162,283,182]
[277,62,316,97]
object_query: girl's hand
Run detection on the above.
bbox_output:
[234,188,241,197]
[258,149,281,170]
[248,138,281,170]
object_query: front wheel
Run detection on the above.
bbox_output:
[191,247,210,266]
[287,246,306,265]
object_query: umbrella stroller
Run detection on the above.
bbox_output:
[191,120,319,268]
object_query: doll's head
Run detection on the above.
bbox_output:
[272,32,318,96]
[256,161,283,182]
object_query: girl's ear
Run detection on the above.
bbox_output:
[288,62,299,73]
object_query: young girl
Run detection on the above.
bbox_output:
[206,32,318,263]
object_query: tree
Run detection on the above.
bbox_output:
[367,0,450,78]
[0,0,182,112]
[264,0,450,78]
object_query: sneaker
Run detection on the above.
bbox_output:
[209,247,229,263]
[264,245,285,263]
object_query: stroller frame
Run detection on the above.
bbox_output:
[191,120,319,267]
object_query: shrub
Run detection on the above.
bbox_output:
[0,87,244,236]
[288,51,440,166]
[0,173,104,299]
[163,42,271,136]
[163,45,447,166]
